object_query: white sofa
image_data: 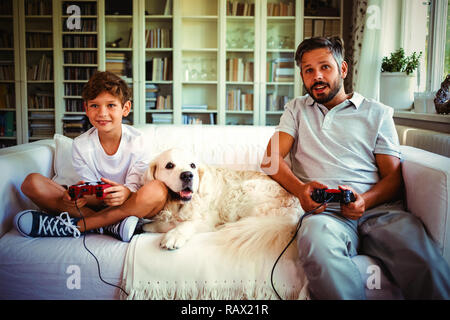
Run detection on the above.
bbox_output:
[0,124,449,300]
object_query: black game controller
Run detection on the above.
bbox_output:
[311,188,356,204]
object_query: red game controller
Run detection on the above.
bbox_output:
[68,181,111,200]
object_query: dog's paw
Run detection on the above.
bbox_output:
[160,229,189,250]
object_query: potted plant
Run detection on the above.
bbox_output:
[379,48,422,110]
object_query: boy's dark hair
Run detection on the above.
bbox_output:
[82,71,131,106]
[295,36,345,70]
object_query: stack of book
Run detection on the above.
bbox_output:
[28,92,54,109]
[62,2,96,15]
[145,28,171,48]
[226,89,253,111]
[26,31,52,48]
[182,104,208,112]
[65,99,83,112]
[64,67,96,81]
[145,84,158,109]
[0,111,14,137]
[227,58,253,82]
[29,112,54,137]
[0,52,14,81]
[64,83,84,97]
[64,51,97,64]
[267,1,295,16]
[304,19,340,38]
[25,0,52,15]
[63,35,97,48]
[27,54,52,81]
[146,57,171,81]
[0,84,13,108]
[62,115,90,138]
[267,57,294,82]
[226,1,255,16]
[151,113,173,124]
[106,52,127,77]
[0,30,12,47]
[266,93,289,111]
[156,95,172,110]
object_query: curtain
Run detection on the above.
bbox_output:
[352,0,403,100]
[347,0,368,94]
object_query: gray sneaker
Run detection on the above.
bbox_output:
[94,216,139,242]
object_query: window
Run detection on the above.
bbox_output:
[403,0,448,92]
[445,0,450,75]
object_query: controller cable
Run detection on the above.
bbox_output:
[73,194,129,297]
[270,197,332,300]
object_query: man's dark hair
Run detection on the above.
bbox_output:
[294,36,345,70]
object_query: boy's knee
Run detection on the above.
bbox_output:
[136,180,168,211]
[21,173,41,195]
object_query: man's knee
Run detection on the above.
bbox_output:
[298,215,354,263]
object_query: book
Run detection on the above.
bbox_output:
[313,20,325,37]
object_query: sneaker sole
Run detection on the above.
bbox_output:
[120,216,139,242]
[14,209,36,238]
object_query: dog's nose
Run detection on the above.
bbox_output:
[180,171,193,182]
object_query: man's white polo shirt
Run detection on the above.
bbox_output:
[276,92,401,194]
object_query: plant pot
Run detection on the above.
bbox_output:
[379,72,416,110]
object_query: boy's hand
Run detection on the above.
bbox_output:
[62,180,88,208]
[338,185,365,220]
[101,177,132,207]
[296,181,329,214]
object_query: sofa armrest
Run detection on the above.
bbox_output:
[400,145,450,264]
[0,140,55,238]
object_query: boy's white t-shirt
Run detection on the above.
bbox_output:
[72,124,151,192]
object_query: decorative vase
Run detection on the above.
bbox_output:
[379,72,416,110]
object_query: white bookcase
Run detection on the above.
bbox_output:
[0,0,344,146]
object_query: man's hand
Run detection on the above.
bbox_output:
[62,180,88,208]
[101,177,132,207]
[339,185,365,220]
[296,181,329,214]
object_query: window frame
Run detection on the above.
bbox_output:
[427,0,448,91]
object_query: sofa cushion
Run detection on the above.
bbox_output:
[0,229,127,299]
[52,134,80,186]
[400,145,450,262]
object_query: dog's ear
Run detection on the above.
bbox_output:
[196,163,209,194]
[142,160,157,184]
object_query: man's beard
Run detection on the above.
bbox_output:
[304,77,343,105]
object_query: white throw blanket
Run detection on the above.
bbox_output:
[122,232,309,300]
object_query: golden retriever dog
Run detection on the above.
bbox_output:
[142,148,303,257]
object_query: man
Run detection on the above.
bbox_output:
[261,36,450,299]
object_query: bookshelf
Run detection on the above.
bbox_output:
[224,0,259,126]
[0,0,20,148]
[177,0,219,125]
[143,0,174,125]
[57,0,99,138]
[19,0,56,142]
[260,0,343,126]
[2,0,345,147]
[101,0,135,126]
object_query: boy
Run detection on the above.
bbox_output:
[14,71,168,242]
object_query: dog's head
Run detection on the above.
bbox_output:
[142,148,202,203]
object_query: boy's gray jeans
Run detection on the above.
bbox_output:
[297,201,450,299]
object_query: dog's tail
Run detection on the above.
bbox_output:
[212,212,300,262]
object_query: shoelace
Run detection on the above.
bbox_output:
[38,212,81,238]
[103,222,120,237]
